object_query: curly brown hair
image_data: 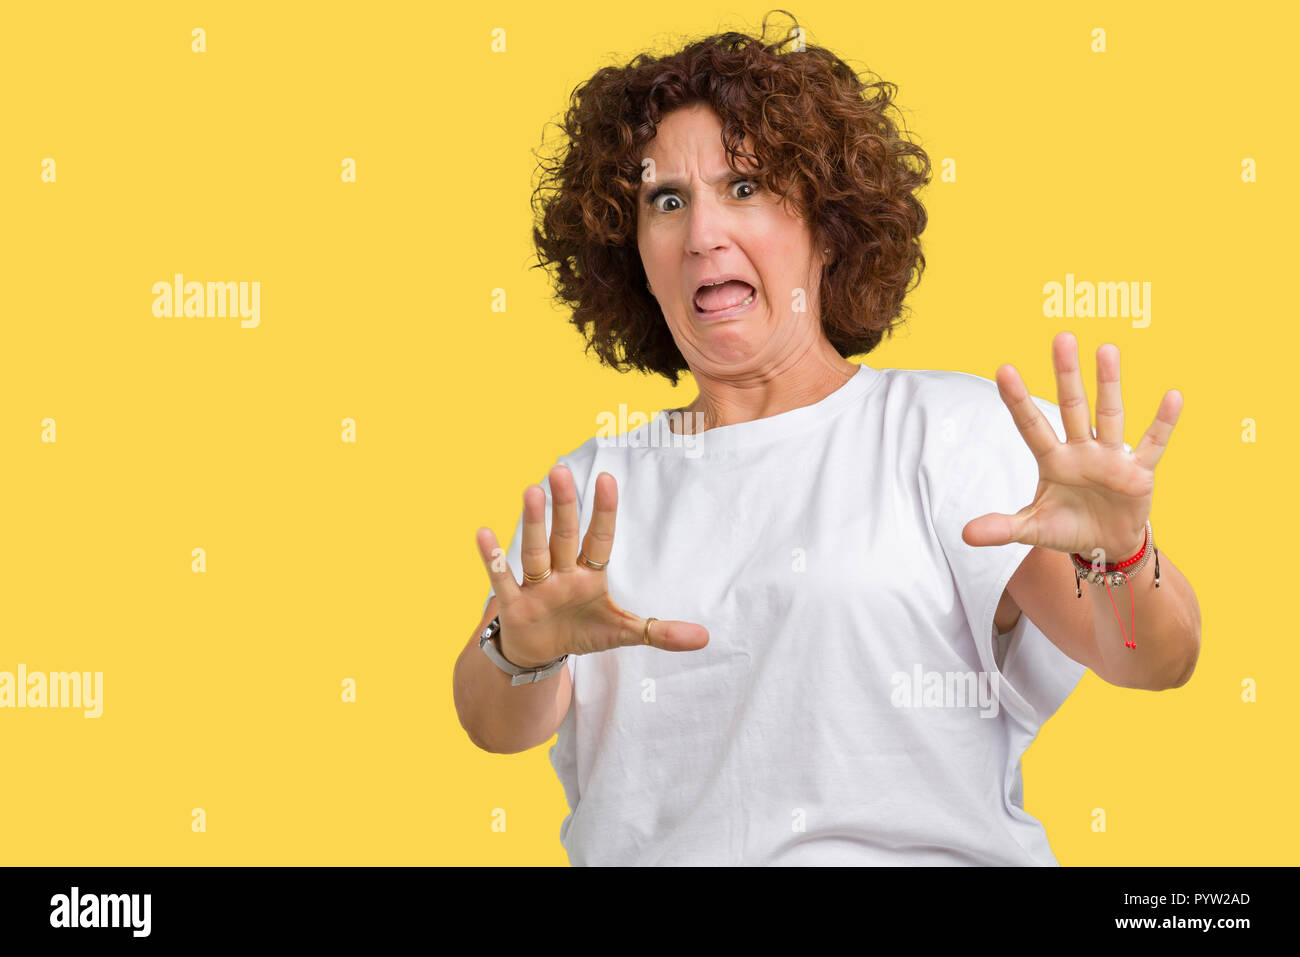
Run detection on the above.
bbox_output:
[530,10,932,386]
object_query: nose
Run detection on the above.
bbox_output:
[685,192,731,259]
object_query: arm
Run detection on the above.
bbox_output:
[968,333,1197,693]
[452,594,573,754]
[1002,544,1201,691]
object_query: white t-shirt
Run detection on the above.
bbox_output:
[484,361,1087,865]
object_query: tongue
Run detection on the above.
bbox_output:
[695,280,754,312]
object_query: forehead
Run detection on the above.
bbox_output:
[639,104,757,180]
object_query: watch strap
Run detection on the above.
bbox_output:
[478,615,569,686]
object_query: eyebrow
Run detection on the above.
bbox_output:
[639,169,754,196]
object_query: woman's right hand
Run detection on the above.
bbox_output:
[475,465,709,668]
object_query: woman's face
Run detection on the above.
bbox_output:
[636,102,829,378]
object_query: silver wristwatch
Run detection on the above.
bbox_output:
[478,615,569,686]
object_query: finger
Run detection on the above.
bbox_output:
[1052,331,1093,443]
[619,613,710,653]
[519,484,551,581]
[1094,343,1125,449]
[578,472,618,568]
[475,526,521,605]
[962,509,1033,549]
[548,464,581,570]
[1133,389,1183,471]
[995,363,1062,462]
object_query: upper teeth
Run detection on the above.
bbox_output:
[702,280,728,287]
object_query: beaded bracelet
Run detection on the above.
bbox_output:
[1070,521,1161,650]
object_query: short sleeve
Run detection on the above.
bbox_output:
[930,377,1087,730]
[482,458,588,682]
[997,612,1086,727]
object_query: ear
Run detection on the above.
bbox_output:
[809,222,832,260]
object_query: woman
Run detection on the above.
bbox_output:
[452,12,1201,866]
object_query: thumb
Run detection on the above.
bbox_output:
[624,615,710,653]
[961,511,1027,548]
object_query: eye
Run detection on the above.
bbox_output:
[651,192,683,213]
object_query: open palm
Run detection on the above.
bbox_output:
[962,332,1183,564]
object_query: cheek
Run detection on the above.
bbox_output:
[752,222,806,270]
[638,230,674,268]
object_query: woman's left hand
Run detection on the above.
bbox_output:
[962,331,1183,563]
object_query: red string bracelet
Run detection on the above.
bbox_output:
[1069,521,1160,650]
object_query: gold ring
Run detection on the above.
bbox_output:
[523,567,552,583]
[643,617,657,645]
[577,551,609,570]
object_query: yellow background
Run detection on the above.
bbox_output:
[1,1,1294,865]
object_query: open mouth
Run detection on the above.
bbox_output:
[692,279,757,319]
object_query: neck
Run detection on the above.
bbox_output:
[670,343,860,435]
